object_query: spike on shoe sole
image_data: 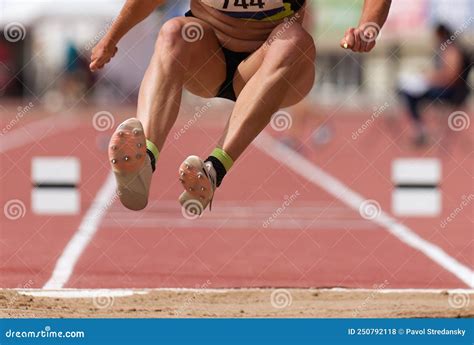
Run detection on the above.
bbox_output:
[109,122,147,174]
[178,155,216,216]
[108,118,151,210]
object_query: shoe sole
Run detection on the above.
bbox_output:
[108,118,149,210]
[178,156,213,216]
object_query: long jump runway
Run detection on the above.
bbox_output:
[1,106,473,296]
[0,104,473,289]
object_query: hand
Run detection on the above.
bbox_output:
[90,39,118,72]
[340,23,380,53]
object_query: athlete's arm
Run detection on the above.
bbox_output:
[340,0,392,53]
[90,0,164,72]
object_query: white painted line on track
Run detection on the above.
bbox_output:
[253,132,474,288]
[100,218,378,230]
[43,172,116,289]
[18,289,148,298]
[15,287,474,298]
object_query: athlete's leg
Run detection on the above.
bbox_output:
[137,17,226,151]
[178,22,316,215]
[220,22,316,161]
[110,17,226,210]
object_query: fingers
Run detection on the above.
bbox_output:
[365,41,376,53]
[89,47,117,72]
[341,26,378,53]
[360,26,377,52]
[341,28,355,50]
[90,57,106,72]
[353,28,362,52]
[340,27,363,52]
[89,61,98,72]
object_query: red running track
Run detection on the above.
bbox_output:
[0,106,472,289]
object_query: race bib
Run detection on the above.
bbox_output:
[201,0,286,16]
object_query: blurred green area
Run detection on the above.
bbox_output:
[314,0,363,37]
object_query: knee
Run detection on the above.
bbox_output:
[156,18,206,60]
[266,23,316,69]
[157,19,186,52]
[286,24,315,52]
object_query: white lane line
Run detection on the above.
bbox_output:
[253,132,474,288]
[16,287,474,298]
[109,200,355,209]
[43,172,116,289]
[100,218,378,230]
[0,116,79,153]
[19,289,148,298]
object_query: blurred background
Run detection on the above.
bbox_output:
[1,0,472,105]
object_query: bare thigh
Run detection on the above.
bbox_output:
[159,17,227,98]
[232,24,316,108]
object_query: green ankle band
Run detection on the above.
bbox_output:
[146,139,159,160]
[211,148,234,171]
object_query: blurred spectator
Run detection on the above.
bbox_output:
[61,42,94,104]
[0,41,13,94]
[398,23,472,146]
[0,38,23,97]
